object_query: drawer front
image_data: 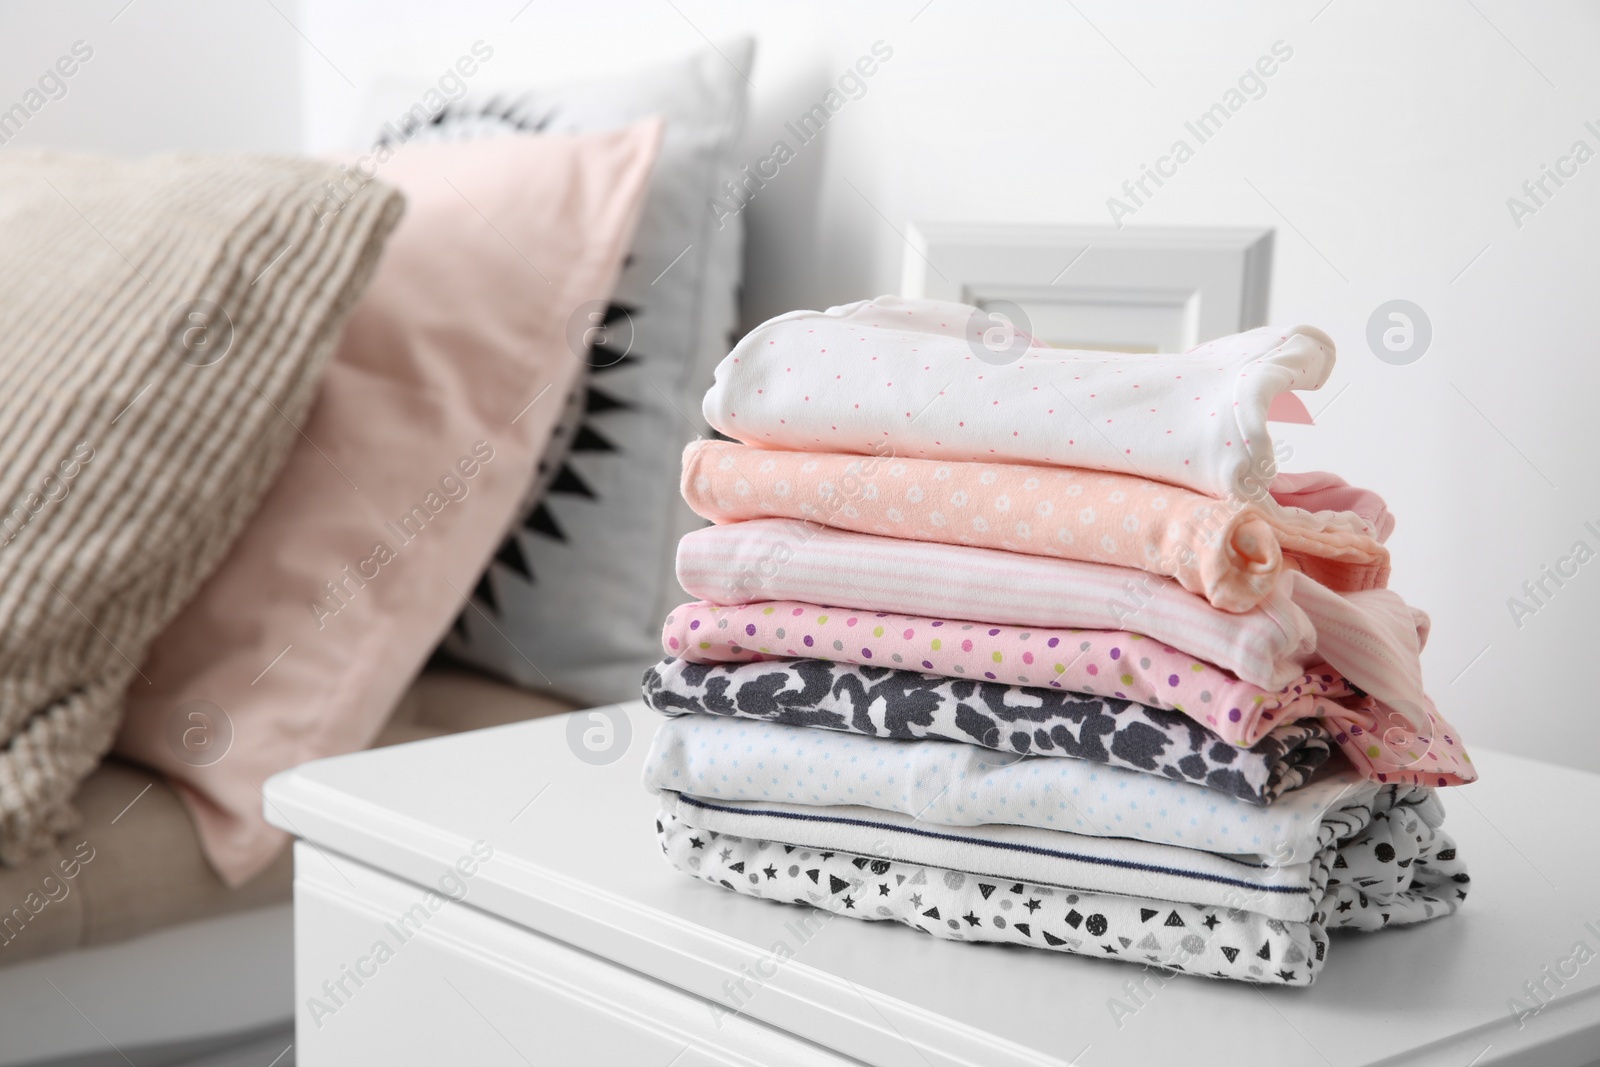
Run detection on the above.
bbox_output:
[292,843,857,1067]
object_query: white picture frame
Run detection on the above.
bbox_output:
[902,223,1273,353]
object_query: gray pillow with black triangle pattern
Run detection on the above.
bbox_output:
[362,41,751,704]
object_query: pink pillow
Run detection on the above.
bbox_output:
[115,122,662,886]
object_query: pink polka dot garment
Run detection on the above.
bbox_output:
[700,295,1335,502]
[661,600,1476,788]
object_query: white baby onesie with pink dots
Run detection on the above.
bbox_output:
[702,295,1336,501]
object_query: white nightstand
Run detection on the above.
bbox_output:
[264,703,1600,1066]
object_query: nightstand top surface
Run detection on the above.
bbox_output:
[265,703,1600,1067]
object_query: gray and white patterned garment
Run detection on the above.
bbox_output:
[643,657,1335,804]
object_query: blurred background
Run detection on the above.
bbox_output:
[2,0,1594,783]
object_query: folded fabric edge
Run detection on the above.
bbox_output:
[638,656,1341,806]
[655,800,1327,985]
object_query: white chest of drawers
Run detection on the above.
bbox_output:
[265,702,1600,1066]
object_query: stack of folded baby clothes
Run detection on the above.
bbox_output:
[640,296,1473,986]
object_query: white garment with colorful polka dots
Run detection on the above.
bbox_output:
[701,295,1335,501]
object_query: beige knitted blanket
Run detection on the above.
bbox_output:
[0,152,402,863]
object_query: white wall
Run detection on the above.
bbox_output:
[7,0,1599,776]
[0,0,303,153]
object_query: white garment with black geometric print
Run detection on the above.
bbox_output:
[658,770,1450,924]
[656,799,1468,986]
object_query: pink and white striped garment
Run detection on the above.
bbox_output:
[676,520,1315,690]
[676,519,1450,741]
